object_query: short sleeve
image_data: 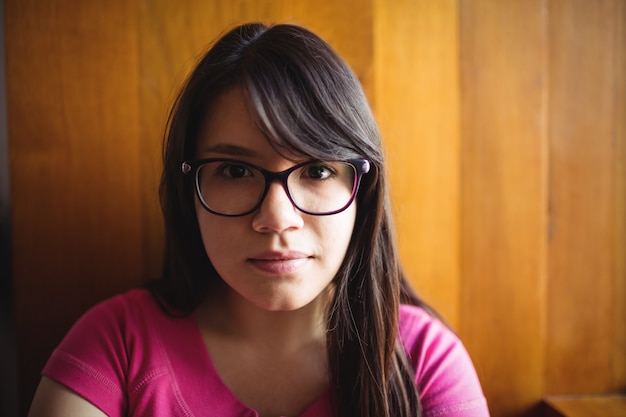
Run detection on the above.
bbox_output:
[43,294,131,417]
[399,305,490,417]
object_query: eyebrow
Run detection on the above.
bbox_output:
[199,143,258,158]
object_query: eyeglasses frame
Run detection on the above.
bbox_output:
[182,158,371,217]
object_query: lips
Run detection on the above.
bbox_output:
[247,251,311,274]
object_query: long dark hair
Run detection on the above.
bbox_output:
[154,22,426,417]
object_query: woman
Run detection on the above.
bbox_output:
[29,23,489,417]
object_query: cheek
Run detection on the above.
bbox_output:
[195,203,232,260]
[320,205,357,257]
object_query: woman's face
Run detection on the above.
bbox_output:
[194,87,356,312]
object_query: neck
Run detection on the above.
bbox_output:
[197,279,329,354]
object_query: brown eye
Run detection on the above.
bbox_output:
[216,163,253,179]
[302,163,335,180]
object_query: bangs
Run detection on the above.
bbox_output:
[237,25,378,162]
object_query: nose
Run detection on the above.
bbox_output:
[252,181,304,233]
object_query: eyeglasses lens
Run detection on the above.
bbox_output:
[196,161,356,216]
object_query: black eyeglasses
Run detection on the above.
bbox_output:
[182,158,371,217]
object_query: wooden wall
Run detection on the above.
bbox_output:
[5,0,625,416]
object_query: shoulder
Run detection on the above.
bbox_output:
[398,304,462,385]
[53,289,162,350]
[84,287,160,320]
[57,288,159,328]
[42,289,172,417]
[398,304,490,417]
[398,304,457,358]
[47,287,169,368]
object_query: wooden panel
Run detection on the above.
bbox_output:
[459,1,548,415]
[614,0,626,391]
[7,1,626,416]
[543,395,626,417]
[5,0,143,413]
[373,0,461,327]
[546,0,626,394]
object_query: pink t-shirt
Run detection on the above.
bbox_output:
[43,289,489,416]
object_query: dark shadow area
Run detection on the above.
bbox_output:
[0,0,19,416]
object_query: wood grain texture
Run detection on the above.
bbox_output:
[546,0,626,394]
[6,0,143,413]
[459,1,548,415]
[6,1,625,416]
[614,0,626,391]
[544,395,626,417]
[374,0,461,328]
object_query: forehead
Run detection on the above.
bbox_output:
[194,87,304,163]
[196,87,259,151]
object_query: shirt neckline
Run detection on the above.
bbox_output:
[153,298,332,416]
